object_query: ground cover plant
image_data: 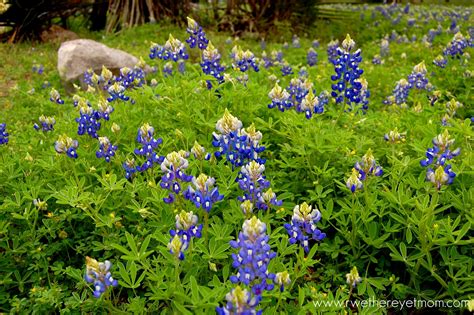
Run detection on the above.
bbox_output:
[0,3,473,314]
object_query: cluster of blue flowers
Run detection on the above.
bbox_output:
[216,286,262,315]
[231,46,259,72]
[268,79,328,118]
[160,151,193,203]
[420,130,460,190]
[50,88,64,104]
[115,65,146,90]
[186,17,209,50]
[0,123,8,145]
[34,115,55,132]
[229,216,276,295]
[84,257,118,298]
[327,39,339,64]
[212,109,265,168]
[306,47,318,67]
[331,34,369,112]
[168,210,202,260]
[54,134,79,159]
[261,50,283,69]
[346,149,383,193]
[200,42,225,87]
[32,63,44,74]
[123,123,164,178]
[433,32,473,68]
[184,173,224,213]
[383,78,410,106]
[237,161,281,214]
[96,137,117,163]
[76,103,101,138]
[407,61,431,90]
[150,34,189,62]
[284,202,326,253]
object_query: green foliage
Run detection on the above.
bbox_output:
[0,3,473,314]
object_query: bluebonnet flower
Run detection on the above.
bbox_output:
[292,35,301,48]
[445,98,463,119]
[300,89,324,119]
[268,83,291,112]
[383,79,410,106]
[420,130,460,168]
[331,34,368,112]
[42,81,51,89]
[0,123,8,145]
[282,42,289,50]
[287,78,313,111]
[275,271,291,292]
[372,55,382,65]
[168,234,188,261]
[261,51,274,68]
[216,286,262,315]
[184,174,224,212]
[96,137,117,162]
[34,115,55,132]
[380,38,389,57]
[433,55,447,68]
[76,103,101,138]
[231,46,259,72]
[240,124,266,164]
[32,63,44,74]
[284,202,326,253]
[272,50,283,63]
[426,165,456,190]
[443,32,469,59]
[312,39,320,48]
[54,134,79,158]
[95,100,114,121]
[201,42,225,85]
[212,109,263,168]
[307,48,318,67]
[298,66,308,78]
[280,61,293,76]
[186,17,209,50]
[133,123,164,173]
[346,168,363,193]
[169,210,202,260]
[107,82,129,102]
[116,65,146,90]
[160,151,193,203]
[178,59,186,74]
[355,78,370,112]
[327,39,339,64]
[354,149,383,180]
[230,216,276,295]
[163,62,173,77]
[83,68,99,87]
[84,257,118,298]
[420,130,460,190]
[50,88,64,104]
[384,128,406,143]
[149,34,189,62]
[123,158,137,179]
[237,161,280,212]
[260,38,266,50]
[407,61,430,90]
[99,65,115,89]
[407,18,416,27]
[346,266,362,288]
[191,141,211,160]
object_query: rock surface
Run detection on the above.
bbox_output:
[57,39,141,85]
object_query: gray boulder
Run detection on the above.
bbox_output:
[57,39,142,89]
